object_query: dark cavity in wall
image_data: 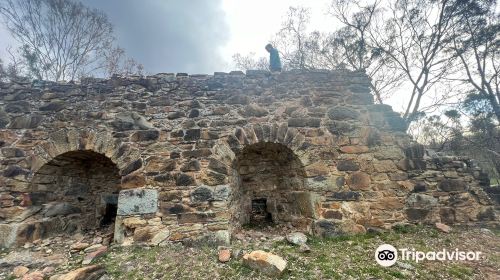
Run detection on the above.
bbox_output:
[232,142,311,229]
[29,150,121,240]
[250,198,273,226]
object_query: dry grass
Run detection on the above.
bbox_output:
[88,225,500,280]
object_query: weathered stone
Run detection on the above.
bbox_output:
[406,208,430,221]
[439,179,467,192]
[151,229,170,245]
[327,106,360,120]
[122,217,147,228]
[226,95,250,105]
[117,189,158,216]
[289,192,320,219]
[240,104,268,117]
[3,165,29,177]
[323,210,343,219]
[13,265,29,277]
[178,212,215,224]
[110,111,153,131]
[120,159,143,176]
[43,203,81,217]
[340,145,369,154]
[176,173,196,186]
[201,170,227,186]
[407,193,438,207]
[1,147,25,158]
[373,160,398,172]
[183,129,201,141]
[133,227,159,242]
[22,271,44,280]
[160,203,194,215]
[313,220,343,237]
[371,197,403,210]
[329,191,360,201]
[180,159,200,172]
[168,111,185,119]
[70,242,90,252]
[5,101,30,113]
[189,109,200,118]
[242,250,287,276]
[191,186,214,202]
[0,69,495,249]
[51,265,105,280]
[8,115,43,129]
[218,249,231,263]
[286,232,307,246]
[39,100,65,112]
[208,159,228,175]
[435,222,451,233]
[288,118,321,127]
[347,172,371,190]
[337,160,359,171]
[145,156,176,173]
[130,130,159,141]
[0,108,9,128]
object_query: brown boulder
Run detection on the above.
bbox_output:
[242,250,287,276]
[50,265,105,280]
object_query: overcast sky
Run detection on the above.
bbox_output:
[0,0,335,74]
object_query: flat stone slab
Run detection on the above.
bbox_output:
[117,189,158,216]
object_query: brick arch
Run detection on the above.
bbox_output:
[208,123,317,231]
[227,123,307,155]
[207,122,309,176]
[29,129,140,176]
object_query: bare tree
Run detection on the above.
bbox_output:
[103,46,144,77]
[450,0,500,123]
[329,0,405,103]
[0,0,137,81]
[274,6,311,70]
[368,0,466,122]
[232,53,268,71]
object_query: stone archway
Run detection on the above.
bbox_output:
[231,142,310,227]
[209,123,319,232]
[30,150,121,233]
[15,129,142,244]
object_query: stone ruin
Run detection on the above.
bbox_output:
[0,70,497,248]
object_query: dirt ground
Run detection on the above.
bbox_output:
[1,224,499,279]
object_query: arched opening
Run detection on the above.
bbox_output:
[30,150,120,236]
[231,142,313,229]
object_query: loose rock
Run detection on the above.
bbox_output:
[242,250,287,276]
[286,232,307,246]
[218,249,231,263]
[435,222,451,233]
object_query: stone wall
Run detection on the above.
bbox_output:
[0,70,497,247]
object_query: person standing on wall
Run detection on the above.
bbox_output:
[265,43,282,72]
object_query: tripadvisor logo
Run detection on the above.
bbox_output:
[375,244,482,267]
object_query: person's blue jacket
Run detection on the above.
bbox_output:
[269,48,282,71]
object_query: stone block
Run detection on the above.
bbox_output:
[347,172,371,190]
[336,160,359,171]
[327,106,360,120]
[329,191,361,201]
[407,193,438,208]
[289,191,320,219]
[288,118,321,127]
[117,188,158,216]
[243,250,287,276]
[439,179,467,192]
[340,145,369,154]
